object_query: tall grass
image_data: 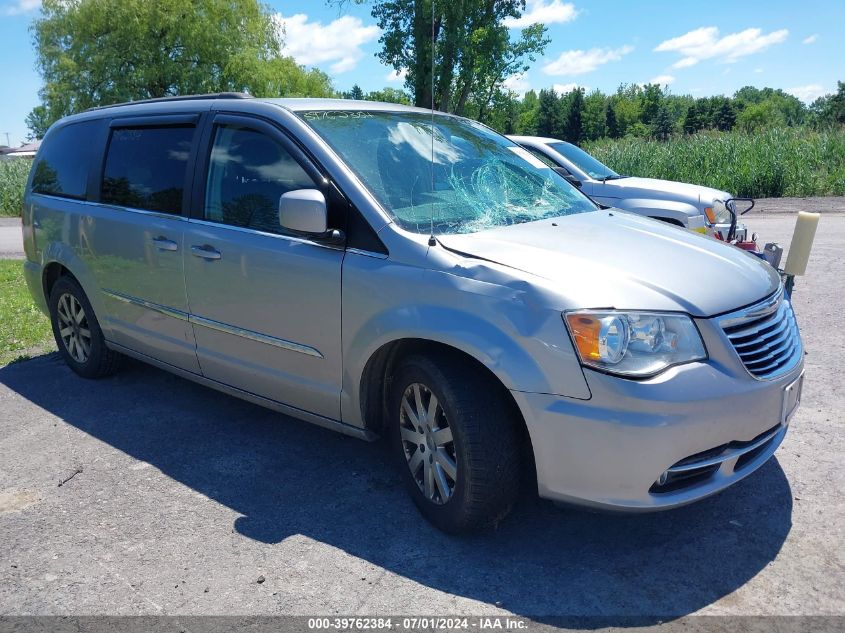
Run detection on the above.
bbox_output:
[0,159,32,217]
[585,128,845,198]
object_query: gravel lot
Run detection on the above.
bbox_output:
[0,208,843,625]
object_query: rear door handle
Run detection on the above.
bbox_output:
[151,236,178,251]
[191,245,222,260]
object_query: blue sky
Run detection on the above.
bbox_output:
[1,0,842,147]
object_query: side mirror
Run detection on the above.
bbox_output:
[555,168,581,188]
[279,189,328,234]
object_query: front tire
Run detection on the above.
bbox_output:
[389,353,522,533]
[49,276,121,378]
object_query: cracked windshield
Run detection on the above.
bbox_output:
[301,111,597,234]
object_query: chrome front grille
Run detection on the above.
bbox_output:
[719,287,802,379]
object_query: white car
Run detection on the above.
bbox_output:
[509,135,750,241]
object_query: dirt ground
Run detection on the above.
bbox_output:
[751,196,844,215]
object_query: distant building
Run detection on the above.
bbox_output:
[0,141,40,159]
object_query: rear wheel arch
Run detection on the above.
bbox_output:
[42,262,78,304]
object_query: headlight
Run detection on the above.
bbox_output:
[563,311,706,377]
[705,200,730,225]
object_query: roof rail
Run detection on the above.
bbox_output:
[85,92,252,112]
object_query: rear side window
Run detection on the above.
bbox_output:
[101,126,194,214]
[31,120,99,199]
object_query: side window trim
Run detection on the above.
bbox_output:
[110,113,199,129]
[96,114,203,216]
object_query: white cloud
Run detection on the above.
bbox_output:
[553,83,589,94]
[754,67,764,73]
[672,57,699,69]
[503,73,531,95]
[542,45,633,76]
[788,84,828,103]
[2,0,40,15]
[654,26,788,69]
[385,68,407,83]
[802,34,818,45]
[503,0,578,28]
[276,13,379,74]
[649,74,675,85]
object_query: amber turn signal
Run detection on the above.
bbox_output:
[565,313,602,361]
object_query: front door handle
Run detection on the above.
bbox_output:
[191,245,222,260]
[151,236,178,251]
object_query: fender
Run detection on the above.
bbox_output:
[339,255,592,429]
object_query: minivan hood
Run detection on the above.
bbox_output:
[602,176,730,204]
[436,210,779,317]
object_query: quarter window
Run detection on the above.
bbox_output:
[204,125,316,235]
[31,120,99,199]
[101,126,194,214]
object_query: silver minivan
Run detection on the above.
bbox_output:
[22,95,804,533]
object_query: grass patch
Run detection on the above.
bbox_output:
[0,159,32,217]
[0,259,55,365]
[585,127,845,198]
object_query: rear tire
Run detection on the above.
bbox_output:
[49,276,121,379]
[389,353,522,533]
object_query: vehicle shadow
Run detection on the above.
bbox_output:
[0,354,793,622]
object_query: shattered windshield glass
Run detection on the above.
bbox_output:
[300,110,597,234]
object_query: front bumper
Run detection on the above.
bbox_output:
[513,351,803,511]
[713,221,748,241]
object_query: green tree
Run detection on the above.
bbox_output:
[611,84,643,137]
[480,90,521,133]
[561,88,584,144]
[640,83,663,125]
[605,103,620,139]
[737,100,786,132]
[351,0,548,115]
[734,86,806,126]
[365,87,412,104]
[652,104,673,140]
[536,88,560,137]
[27,0,334,137]
[516,89,539,134]
[812,81,845,127]
[582,90,607,141]
[714,100,737,131]
[344,84,365,100]
[682,104,703,134]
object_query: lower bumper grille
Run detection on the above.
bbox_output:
[650,423,783,494]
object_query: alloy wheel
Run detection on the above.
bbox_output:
[399,382,458,504]
[56,293,91,364]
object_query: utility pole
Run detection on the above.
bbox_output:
[2,132,10,147]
